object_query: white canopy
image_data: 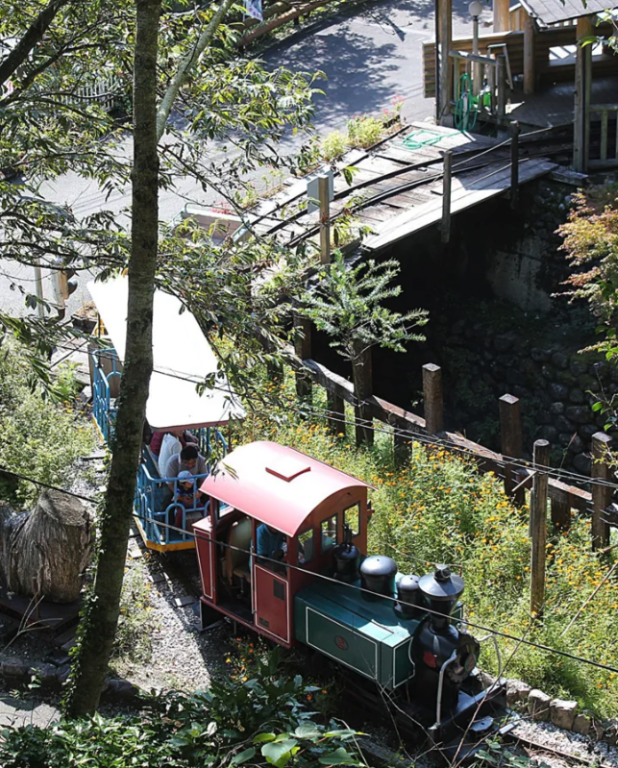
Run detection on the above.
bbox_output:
[87,276,245,430]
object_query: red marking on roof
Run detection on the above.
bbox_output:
[196,441,372,537]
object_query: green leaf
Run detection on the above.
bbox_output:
[323,730,358,739]
[262,739,299,768]
[294,724,321,739]
[318,747,360,765]
[232,747,256,764]
[254,733,277,743]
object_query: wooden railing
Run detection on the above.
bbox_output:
[589,104,618,169]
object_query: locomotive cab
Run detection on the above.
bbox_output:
[194,441,371,646]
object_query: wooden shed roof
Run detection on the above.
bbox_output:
[520,0,617,27]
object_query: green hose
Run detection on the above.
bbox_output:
[401,129,443,151]
[454,73,479,133]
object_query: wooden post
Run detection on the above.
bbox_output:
[293,312,313,401]
[496,55,506,120]
[394,421,411,465]
[530,439,550,617]
[551,497,571,532]
[441,150,452,244]
[438,0,453,124]
[510,121,520,211]
[574,15,593,173]
[493,0,510,32]
[327,389,345,436]
[423,363,444,434]
[591,431,612,550]
[523,12,536,95]
[499,394,523,501]
[352,345,373,447]
[318,174,330,265]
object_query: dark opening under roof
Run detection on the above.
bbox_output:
[520,0,617,26]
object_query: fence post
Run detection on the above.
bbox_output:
[510,121,520,211]
[327,390,345,436]
[497,55,506,120]
[293,312,313,401]
[530,439,550,617]
[441,150,452,244]
[551,496,571,532]
[499,394,523,502]
[423,363,444,435]
[318,174,331,265]
[591,431,612,550]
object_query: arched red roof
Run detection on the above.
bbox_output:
[198,441,371,537]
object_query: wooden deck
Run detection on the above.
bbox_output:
[251,122,557,254]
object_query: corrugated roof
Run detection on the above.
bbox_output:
[520,0,617,26]
[197,441,371,537]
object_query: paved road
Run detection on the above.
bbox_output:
[0,0,492,318]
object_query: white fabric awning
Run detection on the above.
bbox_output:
[87,275,245,430]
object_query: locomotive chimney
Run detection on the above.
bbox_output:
[418,565,464,630]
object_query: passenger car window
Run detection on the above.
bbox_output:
[321,514,338,554]
[344,502,360,536]
[298,528,314,564]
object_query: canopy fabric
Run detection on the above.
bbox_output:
[520,0,617,26]
[197,441,372,537]
[87,276,245,430]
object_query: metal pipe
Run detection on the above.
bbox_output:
[33,260,44,319]
[434,649,458,728]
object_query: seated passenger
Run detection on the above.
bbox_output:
[173,470,204,528]
[150,428,198,457]
[256,524,286,570]
[164,445,207,487]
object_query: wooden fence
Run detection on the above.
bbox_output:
[287,346,618,556]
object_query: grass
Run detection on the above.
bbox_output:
[239,374,618,718]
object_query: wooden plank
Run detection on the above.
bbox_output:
[530,439,550,617]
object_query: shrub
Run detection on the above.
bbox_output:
[113,559,157,664]
[0,654,365,768]
[0,342,97,506]
[346,116,384,149]
[320,130,348,162]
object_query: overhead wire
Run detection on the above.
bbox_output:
[50,341,618,492]
[3,461,618,677]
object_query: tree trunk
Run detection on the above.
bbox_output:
[0,491,92,603]
[65,0,161,717]
[351,343,373,447]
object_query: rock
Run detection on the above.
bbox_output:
[30,662,60,687]
[559,432,576,447]
[555,415,575,433]
[531,348,550,363]
[550,402,565,415]
[570,357,589,377]
[512,385,532,399]
[495,334,516,353]
[579,424,598,440]
[590,361,607,379]
[1,660,30,680]
[569,388,585,404]
[542,366,556,381]
[578,374,596,391]
[57,664,71,684]
[106,677,140,700]
[528,689,551,721]
[565,405,594,424]
[590,720,605,740]
[506,679,531,707]
[506,368,524,386]
[573,453,592,474]
[556,370,576,386]
[573,713,591,735]
[567,436,584,453]
[611,365,618,384]
[538,426,558,443]
[552,352,568,370]
[602,720,618,746]
[550,699,578,730]
[549,383,569,400]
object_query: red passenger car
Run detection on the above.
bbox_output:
[194,440,372,646]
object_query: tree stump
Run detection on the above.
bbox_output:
[0,489,93,603]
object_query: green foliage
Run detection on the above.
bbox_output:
[320,130,348,162]
[0,341,96,505]
[346,116,383,149]
[243,378,618,717]
[299,252,428,363]
[0,654,365,768]
[113,560,156,664]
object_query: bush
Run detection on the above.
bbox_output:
[320,131,348,162]
[113,559,157,664]
[346,116,383,149]
[0,342,97,506]
[0,654,365,768]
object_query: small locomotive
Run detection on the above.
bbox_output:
[194,441,504,751]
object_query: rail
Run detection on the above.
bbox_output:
[588,104,618,169]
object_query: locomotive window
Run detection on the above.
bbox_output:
[344,503,360,536]
[298,528,314,565]
[321,514,338,554]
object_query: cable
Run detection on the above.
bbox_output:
[52,341,618,492]
[4,460,618,676]
[0,467,100,504]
